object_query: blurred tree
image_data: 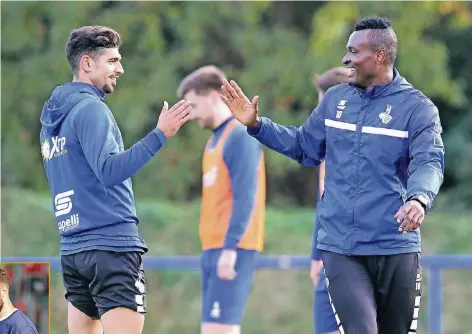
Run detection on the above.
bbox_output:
[430,3,472,208]
[1,1,470,207]
[309,1,465,105]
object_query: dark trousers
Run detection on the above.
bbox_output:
[321,251,422,334]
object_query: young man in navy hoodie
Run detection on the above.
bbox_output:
[221,17,444,334]
[40,26,191,334]
[0,268,38,334]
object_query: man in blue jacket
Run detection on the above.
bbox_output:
[40,26,191,334]
[220,16,444,334]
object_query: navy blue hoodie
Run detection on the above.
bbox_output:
[40,82,167,255]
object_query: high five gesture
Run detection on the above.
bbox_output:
[220,80,260,127]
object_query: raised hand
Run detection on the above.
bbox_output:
[220,80,260,127]
[157,100,191,138]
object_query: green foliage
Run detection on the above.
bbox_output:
[2,189,472,333]
[310,1,464,105]
[1,2,471,206]
[442,112,472,207]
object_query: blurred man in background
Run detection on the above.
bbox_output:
[40,26,191,334]
[310,67,350,334]
[178,65,266,334]
[0,268,38,334]
[221,16,444,334]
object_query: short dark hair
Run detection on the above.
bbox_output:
[354,16,398,65]
[177,65,227,98]
[313,67,350,93]
[0,268,10,288]
[65,26,121,76]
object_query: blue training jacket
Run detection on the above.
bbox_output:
[248,69,445,256]
[40,82,167,255]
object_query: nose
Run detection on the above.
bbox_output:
[116,62,124,76]
[342,54,350,66]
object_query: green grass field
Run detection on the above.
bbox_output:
[2,188,472,333]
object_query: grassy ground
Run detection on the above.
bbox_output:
[2,188,472,333]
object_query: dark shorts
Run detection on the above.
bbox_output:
[61,250,146,320]
[314,270,338,334]
[200,248,259,325]
[321,251,422,334]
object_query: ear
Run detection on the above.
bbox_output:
[210,89,221,104]
[80,55,94,73]
[376,49,388,64]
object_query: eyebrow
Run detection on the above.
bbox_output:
[108,57,122,62]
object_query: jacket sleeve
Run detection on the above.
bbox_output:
[406,102,445,211]
[222,127,263,249]
[75,99,167,187]
[247,101,327,166]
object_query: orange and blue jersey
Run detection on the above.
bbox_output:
[200,117,266,251]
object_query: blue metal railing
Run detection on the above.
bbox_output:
[2,254,472,334]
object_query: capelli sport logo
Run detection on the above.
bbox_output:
[41,136,67,161]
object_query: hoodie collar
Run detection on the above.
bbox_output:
[352,68,400,98]
[40,81,107,136]
[68,82,106,101]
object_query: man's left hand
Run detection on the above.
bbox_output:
[394,200,425,233]
[217,249,237,280]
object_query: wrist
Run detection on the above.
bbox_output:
[156,125,168,138]
[249,115,261,128]
[153,127,168,145]
[411,198,427,211]
[221,249,237,263]
[223,239,238,250]
[408,194,429,213]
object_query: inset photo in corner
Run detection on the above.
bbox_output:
[0,262,50,334]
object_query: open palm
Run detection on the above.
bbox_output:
[220,79,260,127]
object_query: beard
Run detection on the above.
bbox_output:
[0,297,4,312]
[102,83,114,94]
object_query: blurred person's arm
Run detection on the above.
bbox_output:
[311,162,325,261]
[223,129,263,250]
[310,162,325,286]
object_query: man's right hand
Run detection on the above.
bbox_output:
[220,79,260,127]
[310,260,323,287]
[157,100,191,138]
